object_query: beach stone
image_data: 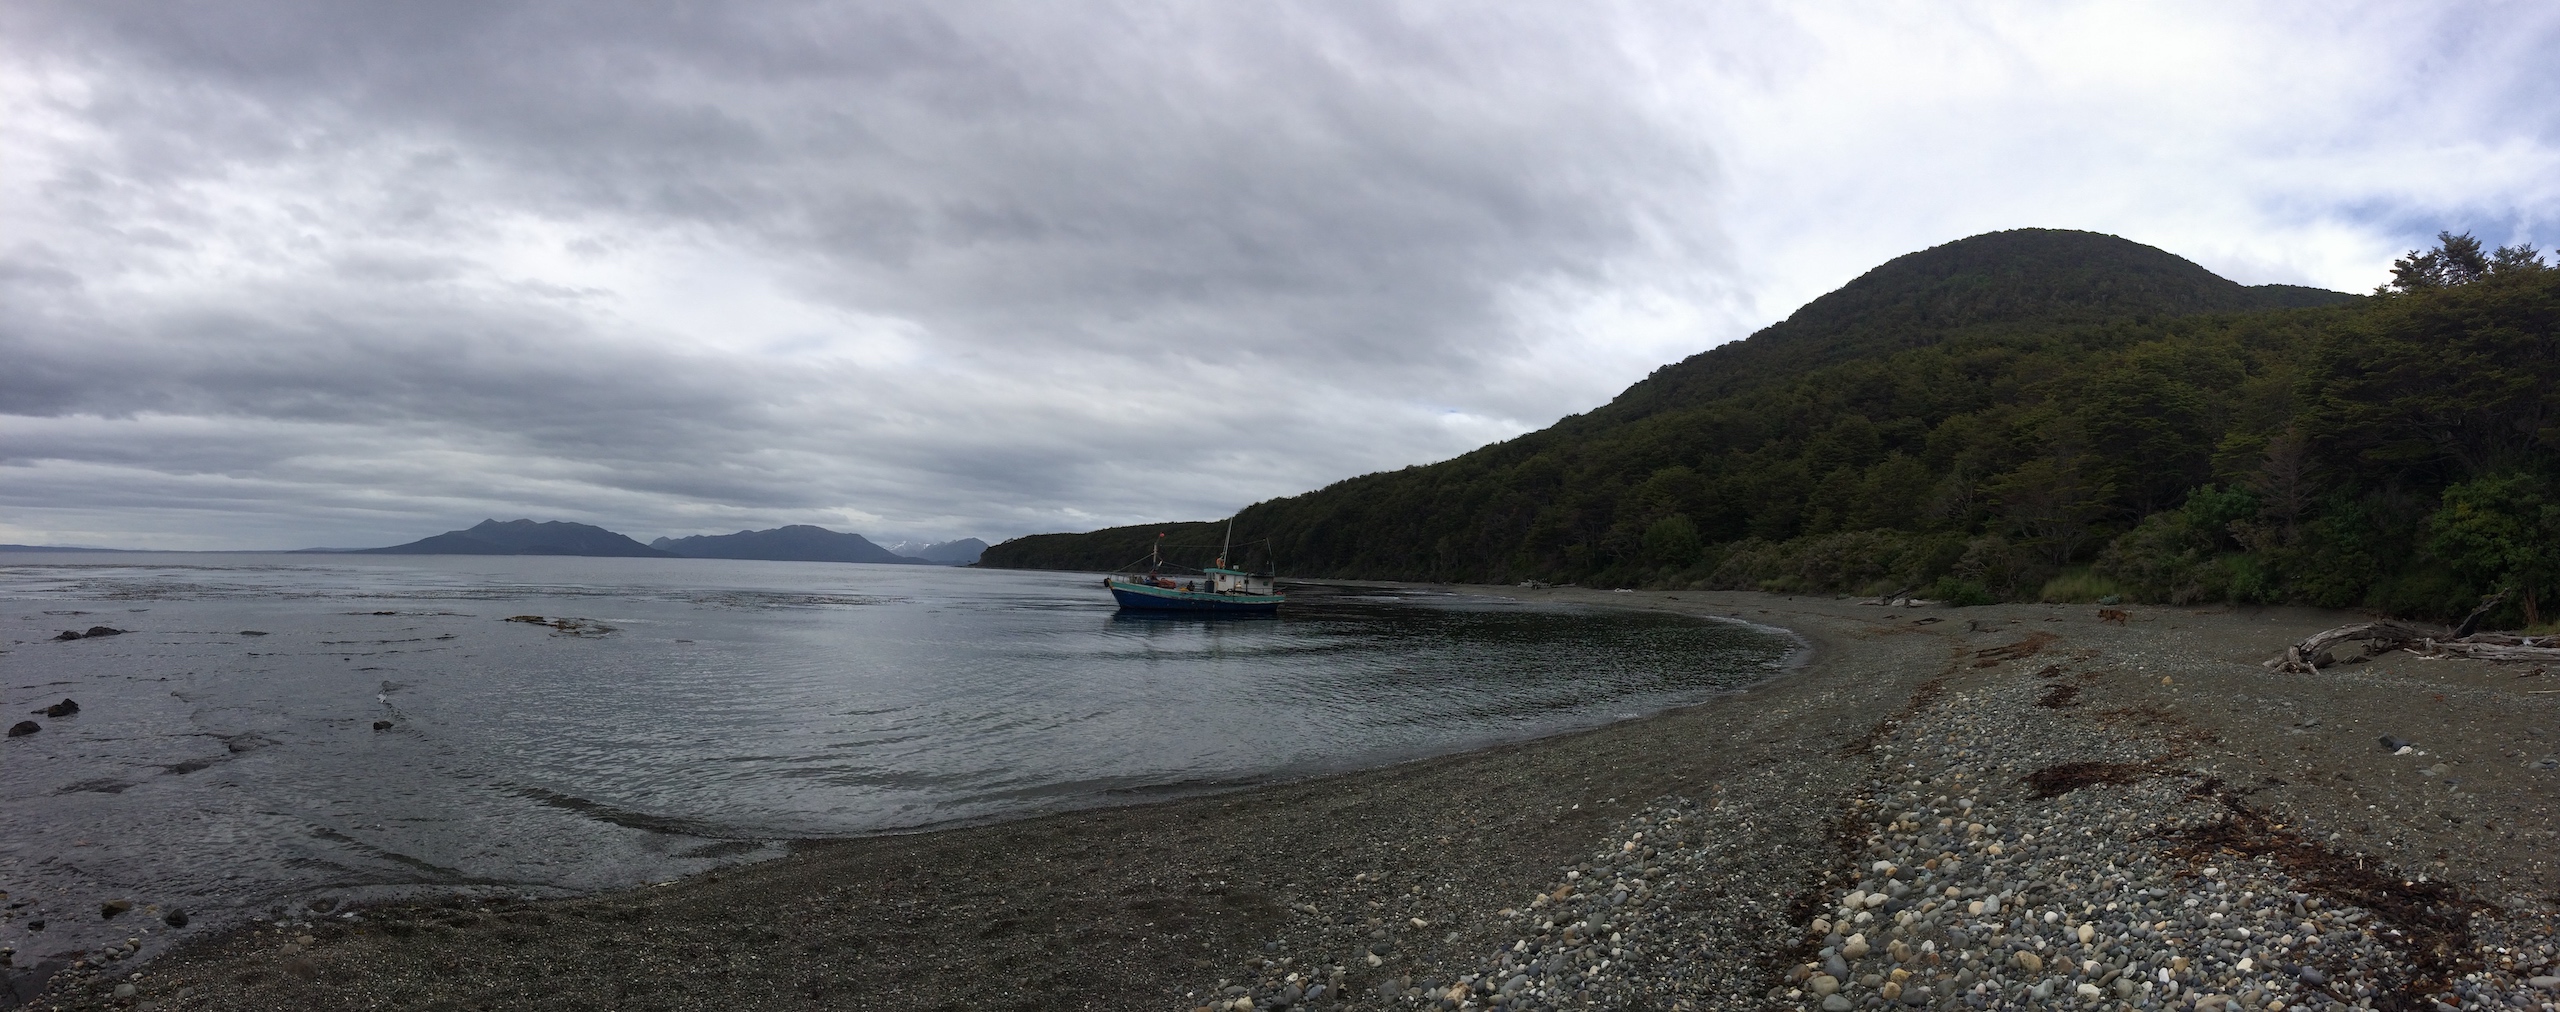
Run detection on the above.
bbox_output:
[114,983,136,998]
[85,626,124,637]
[1821,996,1852,1012]
[100,899,133,919]
[164,908,189,928]
[6,720,36,737]
[373,720,394,731]
[43,699,79,717]
[1810,974,1841,996]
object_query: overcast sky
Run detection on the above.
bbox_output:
[5,3,2558,550]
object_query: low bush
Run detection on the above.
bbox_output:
[2037,570,2127,604]
[1926,576,1997,607]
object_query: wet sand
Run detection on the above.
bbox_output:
[20,590,2560,1011]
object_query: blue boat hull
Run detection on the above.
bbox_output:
[1108,581,1282,613]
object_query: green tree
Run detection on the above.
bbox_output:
[2303,266,2560,482]
[1856,454,1937,530]
[1990,455,2116,566]
[1642,515,1704,570]
[2242,427,2318,543]
[2491,242,2550,276]
[2426,473,2560,625]
[2387,231,2490,292]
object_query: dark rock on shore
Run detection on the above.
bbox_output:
[98,900,131,919]
[41,699,79,718]
[6,721,36,737]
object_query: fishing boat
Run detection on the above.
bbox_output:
[1102,522,1283,614]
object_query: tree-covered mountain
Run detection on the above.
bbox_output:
[651,525,927,564]
[1583,228,2352,428]
[985,229,2560,628]
[361,519,675,557]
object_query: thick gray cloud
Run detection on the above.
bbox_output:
[3,3,2558,549]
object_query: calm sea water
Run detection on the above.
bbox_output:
[0,554,1793,963]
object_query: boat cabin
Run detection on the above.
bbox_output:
[1204,567,1273,596]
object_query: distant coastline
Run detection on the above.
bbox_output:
[3,523,987,566]
[0,545,133,553]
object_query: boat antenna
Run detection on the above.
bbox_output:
[1218,517,1233,570]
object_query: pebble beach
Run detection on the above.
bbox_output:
[16,589,2560,1011]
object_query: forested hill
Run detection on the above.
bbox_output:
[985,229,2560,627]
[1583,229,2353,428]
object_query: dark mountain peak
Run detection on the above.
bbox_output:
[1786,228,2251,332]
[652,526,926,564]
[1593,228,2356,424]
[362,519,674,557]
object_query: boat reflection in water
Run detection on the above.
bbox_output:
[1102,522,1283,614]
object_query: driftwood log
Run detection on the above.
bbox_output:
[2266,620,2560,673]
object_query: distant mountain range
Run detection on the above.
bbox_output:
[896,538,988,565]
[5,522,987,563]
[351,519,985,565]
[651,525,922,564]
[360,519,675,557]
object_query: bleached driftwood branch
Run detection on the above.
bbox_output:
[2266,620,2560,673]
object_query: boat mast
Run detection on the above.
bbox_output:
[1218,517,1233,570]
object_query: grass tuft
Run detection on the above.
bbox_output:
[2039,570,2128,604]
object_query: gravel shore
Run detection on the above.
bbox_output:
[15,590,2560,1011]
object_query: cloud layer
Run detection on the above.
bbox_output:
[4,2,2558,548]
